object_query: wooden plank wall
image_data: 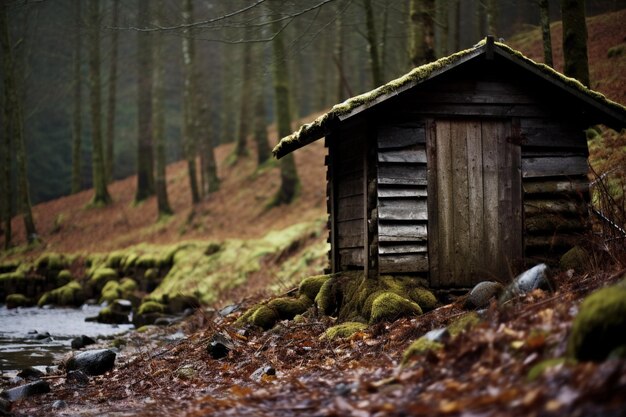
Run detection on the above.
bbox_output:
[519,119,589,261]
[376,124,429,273]
[333,127,366,269]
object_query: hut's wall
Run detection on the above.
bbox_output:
[329,123,367,270]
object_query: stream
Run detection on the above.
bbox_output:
[0,305,132,373]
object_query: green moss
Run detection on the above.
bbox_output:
[409,287,438,311]
[110,338,127,349]
[322,322,368,340]
[119,278,138,294]
[90,268,118,291]
[299,275,332,300]
[268,295,313,320]
[607,43,625,58]
[100,280,122,304]
[136,254,158,269]
[315,278,337,316]
[5,293,34,309]
[448,312,481,337]
[0,271,26,282]
[35,252,68,270]
[567,285,626,361]
[56,269,72,285]
[38,281,85,307]
[121,253,139,270]
[370,292,422,324]
[136,325,155,333]
[402,337,444,364]
[144,268,158,281]
[96,306,130,324]
[166,294,200,314]
[527,358,574,381]
[559,246,590,272]
[138,300,166,315]
[250,305,280,330]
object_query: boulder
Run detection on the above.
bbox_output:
[250,365,276,382]
[71,335,96,350]
[16,367,44,380]
[369,292,422,324]
[500,264,553,304]
[465,281,504,309]
[66,349,116,376]
[166,294,200,314]
[207,333,235,359]
[133,312,165,328]
[559,246,589,272]
[567,285,626,362]
[0,380,50,402]
[93,306,129,324]
[5,293,34,309]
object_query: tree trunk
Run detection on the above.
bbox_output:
[198,96,219,195]
[87,1,111,206]
[448,0,460,53]
[486,0,498,36]
[334,8,348,102]
[253,86,271,166]
[1,1,38,242]
[181,0,200,204]
[135,0,155,202]
[363,0,383,87]
[233,29,253,161]
[153,0,172,218]
[105,0,119,184]
[560,0,590,86]
[434,0,448,57]
[71,0,83,194]
[539,0,554,67]
[270,13,300,206]
[409,0,436,67]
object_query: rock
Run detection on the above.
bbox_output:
[133,312,165,328]
[5,293,34,309]
[465,281,504,309]
[166,294,200,315]
[154,317,177,326]
[500,264,553,304]
[175,365,197,380]
[322,322,367,340]
[218,304,240,317]
[207,333,234,359]
[111,299,132,314]
[16,367,44,380]
[250,365,276,382]
[298,275,332,301]
[0,380,50,402]
[423,327,450,343]
[71,335,96,350]
[66,349,116,376]
[369,292,422,324]
[559,246,589,272]
[52,400,67,410]
[0,397,10,415]
[402,337,444,364]
[32,332,51,341]
[94,306,129,324]
[268,295,313,320]
[65,370,89,386]
[567,285,626,362]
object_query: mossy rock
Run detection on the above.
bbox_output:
[322,322,367,341]
[90,268,118,291]
[0,271,26,282]
[38,281,85,307]
[100,281,122,304]
[144,268,158,281]
[5,293,34,309]
[369,292,422,324]
[299,274,332,300]
[35,252,68,271]
[567,285,626,362]
[409,287,438,311]
[135,254,158,269]
[165,294,200,314]
[402,336,444,364]
[527,358,574,381]
[250,305,280,330]
[465,281,504,309]
[314,278,338,316]
[56,269,72,286]
[138,300,166,315]
[447,312,481,337]
[121,253,139,271]
[119,277,138,294]
[96,306,130,324]
[268,295,313,320]
[559,246,590,272]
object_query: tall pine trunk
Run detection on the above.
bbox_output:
[270,13,299,206]
[409,0,436,67]
[253,86,271,166]
[233,29,253,161]
[153,0,172,217]
[87,1,111,206]
[71,0,83,194]
[539,0,554,67]
[486,0,498,36]
[181,0,200,204]
[105,0,119,183]
[560,0,590,86]
[1,1,38,242]
[434,0,448,57]
[135,0,155,202]
[1,4,11,249]
[363,0,383,87]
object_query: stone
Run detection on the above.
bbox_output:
[465,281,504,309]
[166,294,200,314]
[52,400,67,410]
[423,328,450,343]
[95,306,129,324]
[71,335,96,350]
[66,349,116,376]
[207,333,234,359]
[0,397,9,415]
[5,294,34,309]
[559,246,589,272]
[65,370,89,386]
[16,367,44,380]
[250,365,276,382]
[218,304,240,317]
[110,299,132,314]
[0,380,50,402]
[32,331,51,341]
[132,312,165,328]
[500,264,554,304]
[567,285,626,362]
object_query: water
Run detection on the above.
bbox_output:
[0,305,133,372]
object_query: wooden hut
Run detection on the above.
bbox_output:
[274,37,626,288]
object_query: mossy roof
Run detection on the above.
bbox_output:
[273,38,626,159]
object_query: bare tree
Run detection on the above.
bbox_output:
[105,0,120,183]
[409,0,435,67]
[538,0,554,67]
[560,0,590,86]
[363,0,383,87]
[1,0,38,242]
[70,0,83,194]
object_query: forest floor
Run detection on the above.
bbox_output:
[3,8,626,417]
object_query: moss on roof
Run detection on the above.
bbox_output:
[273,38,626,159]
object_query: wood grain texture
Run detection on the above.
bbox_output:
[522,156,588,178]
[378,164,428,185]
[379,253,429,273]
[378,198,428,221]
[378,223,428,242]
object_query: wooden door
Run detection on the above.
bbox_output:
[428,119,522,287]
